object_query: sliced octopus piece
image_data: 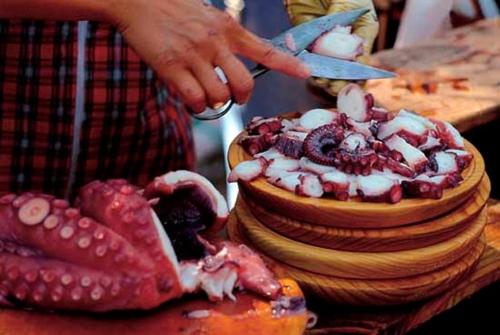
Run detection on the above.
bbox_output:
[299,109,340,130]
[446,149,473,170]
[239,133,276,155]
[228,158,267,182]
[377,115,429,146]
[254,147,286,161]
[320,170,351,201]
[299,157,336,175]
[431,119,465,149]
[418,136,443,153]
[274,133,305,159]
[401,173,462,199]
[355,175,403,204]
[337,84,375,122]
[428,151,461,175]
[384,134,428,173]
[246,116,283,136]
[310,28,364,61]
[398,109,437,131]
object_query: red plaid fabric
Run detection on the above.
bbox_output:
[0,20,194,198]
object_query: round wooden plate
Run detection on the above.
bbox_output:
[228,135,485,228]
[239,174,490,252]
[235,201,486,279]
[227,212,486,306]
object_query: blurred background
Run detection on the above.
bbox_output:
[195,0,499,206]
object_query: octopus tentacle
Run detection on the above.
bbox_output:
[303,124,345,165]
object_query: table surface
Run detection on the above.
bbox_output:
[236,2,499,334]
[367,18,500,133]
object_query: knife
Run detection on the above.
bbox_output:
[192,8,395,120]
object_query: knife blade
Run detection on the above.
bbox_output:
[298,51,396,80]
[271,8,369,55]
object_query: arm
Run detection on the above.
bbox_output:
[0,0,110,21]
[1,0,310,113]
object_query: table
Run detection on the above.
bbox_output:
[367,18,500,132]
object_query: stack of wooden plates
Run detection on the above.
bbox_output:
[227,134,490,306]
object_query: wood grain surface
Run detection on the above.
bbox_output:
[229,137,485,228]
[228,212,486,306]
[304,208,500,334]
[239,174,489,252]
[234,198,486,279]
[367,18,500,133]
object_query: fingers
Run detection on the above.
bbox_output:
[190,53,231,108]
[233,29,310,79]
[214,48,254,104]
[160,66,206,113]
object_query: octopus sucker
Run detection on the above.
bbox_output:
[230,84,472,203]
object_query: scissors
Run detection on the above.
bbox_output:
[190,8,395,121]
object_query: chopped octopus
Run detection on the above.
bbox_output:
[232,84,473,203]
[0,171,286,312]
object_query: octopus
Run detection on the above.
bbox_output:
[231,84,473,203]
[0,171,283,312]
[309,25,364,61]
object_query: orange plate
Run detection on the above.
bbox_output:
[0,279,308,335]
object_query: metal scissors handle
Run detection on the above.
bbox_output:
[189,65,269,121]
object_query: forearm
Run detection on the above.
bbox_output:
[0,0,115,22]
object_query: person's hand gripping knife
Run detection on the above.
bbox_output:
[284,0,379,96]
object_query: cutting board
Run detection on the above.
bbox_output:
[367,18,500,132]
[0,278,308,335]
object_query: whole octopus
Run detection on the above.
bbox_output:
[0,171,281,312]
[230,84,473,203]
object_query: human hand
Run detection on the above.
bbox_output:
[109,0,310,113]
[284,0,379,96]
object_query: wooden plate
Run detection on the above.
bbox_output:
[235,201,486,279]
[229,136,485,228]
[239,174,490,252]
[227,212,486,306]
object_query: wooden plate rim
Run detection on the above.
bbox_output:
[235,202,486,279]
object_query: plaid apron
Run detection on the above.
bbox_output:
[0,20,194,198]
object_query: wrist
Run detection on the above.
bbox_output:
[105,0,145,29]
